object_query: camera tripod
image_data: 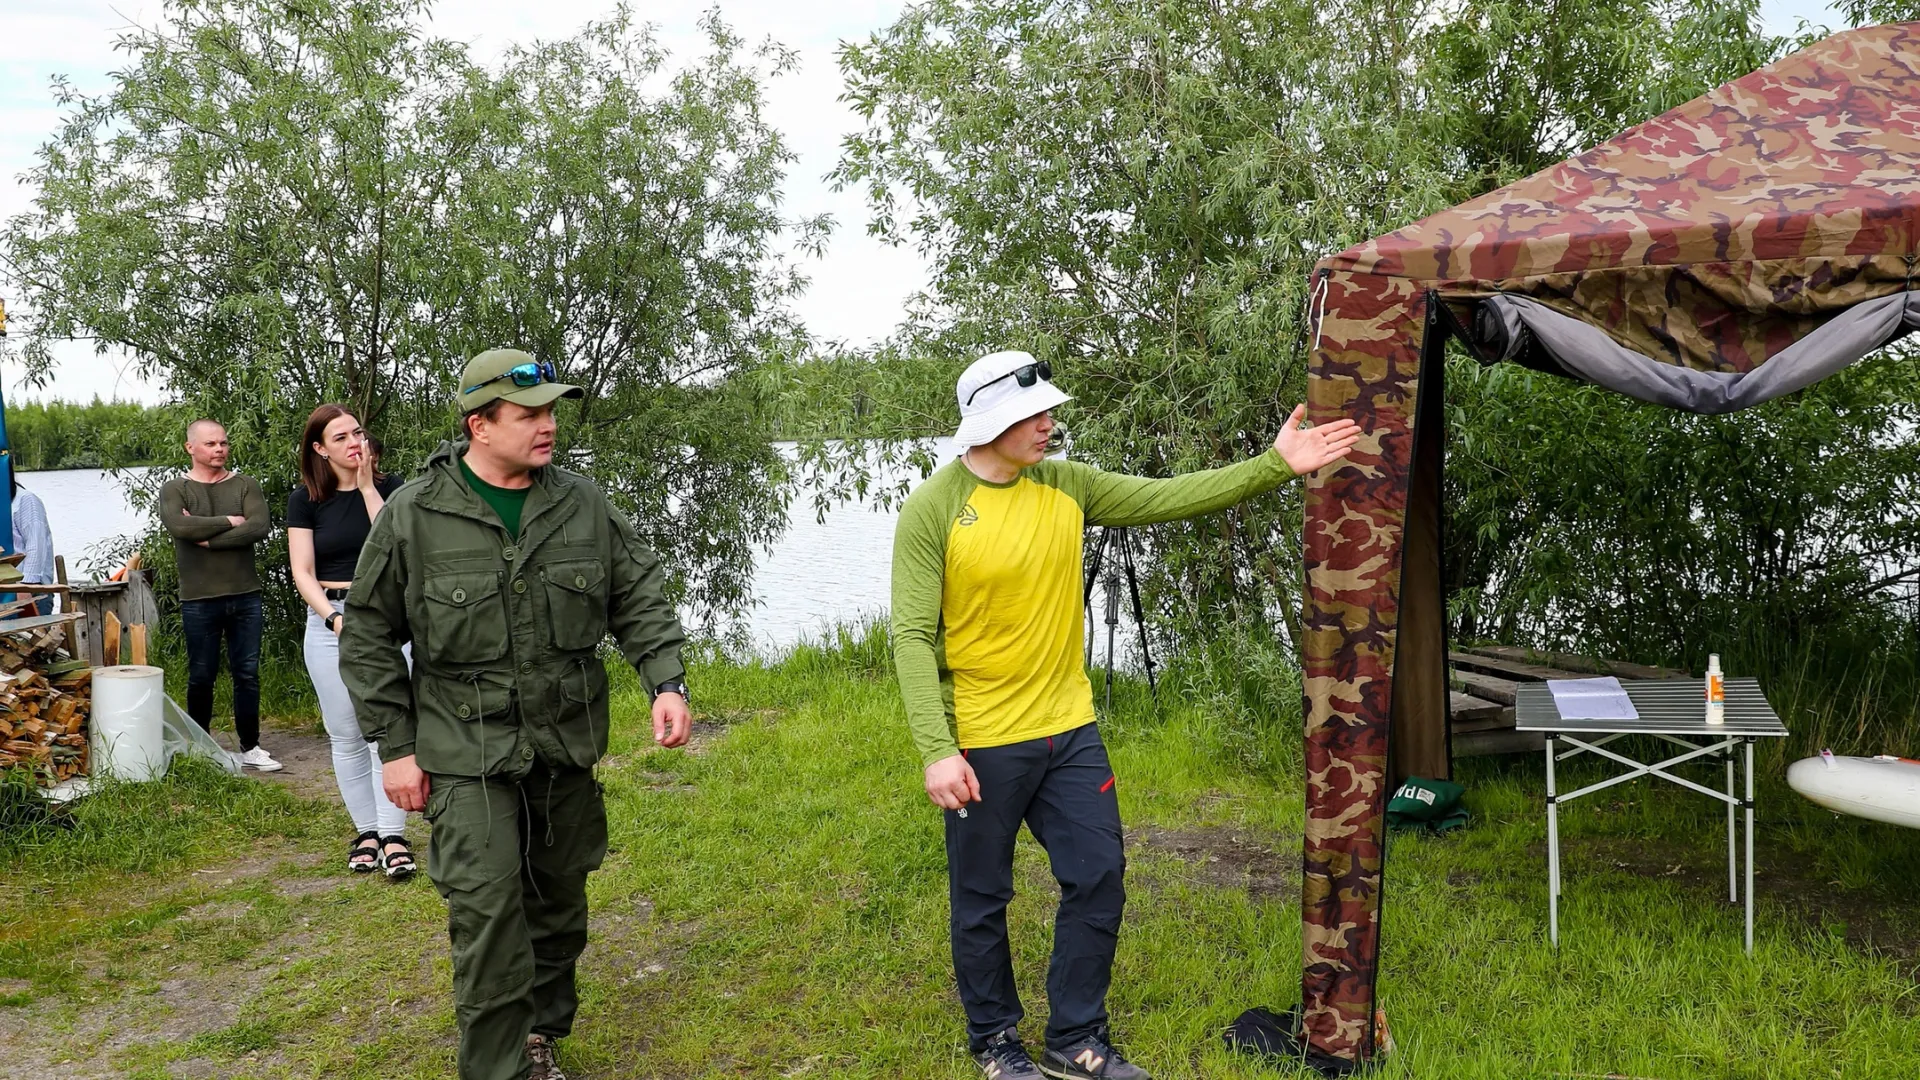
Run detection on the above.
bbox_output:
[1083,526,1157,711]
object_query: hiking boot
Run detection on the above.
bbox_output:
[1040,1031,1151,1080]
[526,1033,569,1080]
[973,1027,1043,1079]
[236,746,283,772]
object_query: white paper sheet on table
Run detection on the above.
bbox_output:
[1547,676,1640,720]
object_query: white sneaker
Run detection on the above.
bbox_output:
[237,746,284,772]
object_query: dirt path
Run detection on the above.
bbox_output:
[0,726,447,1079]
[210,727,341,803]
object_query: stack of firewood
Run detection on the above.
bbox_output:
[0,620,91,785]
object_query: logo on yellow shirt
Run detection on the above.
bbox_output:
[956,504,979,527]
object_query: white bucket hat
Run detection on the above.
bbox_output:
[953,350,1071,449]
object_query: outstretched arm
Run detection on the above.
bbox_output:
[1078,404,1361,527]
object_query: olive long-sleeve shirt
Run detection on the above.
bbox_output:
[157,473,271,600]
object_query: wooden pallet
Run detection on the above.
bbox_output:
[1448,645,1687,758]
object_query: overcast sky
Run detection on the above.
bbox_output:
[0,0,1848,404]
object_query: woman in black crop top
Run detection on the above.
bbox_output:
[288,404,414,879]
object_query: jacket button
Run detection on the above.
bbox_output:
[520,661,533,674]
[575,575,586,589]
[521,746,535,761]
[452,589,467,603]
[513,578,527,594]
[457,704,471,718]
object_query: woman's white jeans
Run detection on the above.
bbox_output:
[306,601,408,836]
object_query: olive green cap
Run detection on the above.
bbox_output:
[457,348,584,411]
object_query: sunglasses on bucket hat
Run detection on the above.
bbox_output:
[965,360,1053,406]
[462,359,560,397]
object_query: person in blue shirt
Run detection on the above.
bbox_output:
[11,476,54,616]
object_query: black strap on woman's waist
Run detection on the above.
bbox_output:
[324,586,350,600]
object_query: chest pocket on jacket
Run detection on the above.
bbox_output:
[542,560,609,652]
[421,571,510,665]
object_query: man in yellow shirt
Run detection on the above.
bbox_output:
[891,350,1360,1080]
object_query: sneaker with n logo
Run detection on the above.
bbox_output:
[972,1027,1042,1079]
[1040,1031,1150,1080]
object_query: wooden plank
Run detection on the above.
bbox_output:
[1449,691,1505,723]
[0,597,39,620]
[129,624,148,666]
[1449,650,1585,683]
[3,584,71,594]
[1452,668,1519,706]
[71,612,96,667]
[1452,708,1517,734]
[0,612,83,635]
[53,555,67,586]
[121,574,160,627]
[1456,644,1686,681]
[1453,727,1547,757]
[69,584,125,666]
[104,612,121,667]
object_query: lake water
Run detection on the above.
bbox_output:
[16,447,937,655]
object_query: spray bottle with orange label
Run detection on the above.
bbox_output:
[1705,653,1725,725]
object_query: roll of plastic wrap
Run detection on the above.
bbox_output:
[90,664,166,782]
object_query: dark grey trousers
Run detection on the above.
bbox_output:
[944,722,1126,1051]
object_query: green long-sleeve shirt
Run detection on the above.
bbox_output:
[157,473,271,600]
[889,449,1293,765]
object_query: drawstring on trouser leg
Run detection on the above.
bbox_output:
[470,675,493,847]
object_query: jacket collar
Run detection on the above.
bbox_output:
[418,440,574,537]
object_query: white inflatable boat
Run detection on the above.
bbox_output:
[1787,751,1920,830]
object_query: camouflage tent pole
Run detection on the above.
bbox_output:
[1296,22,1920,1069]
[1299,277,1439,1064]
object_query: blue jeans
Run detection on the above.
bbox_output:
[181,592,264,750]
[945,722,1127,1050]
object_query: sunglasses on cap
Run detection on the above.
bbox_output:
[965,360,1053,406]
[463,359,559,396]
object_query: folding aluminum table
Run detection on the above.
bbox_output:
[1514,677,1789,954]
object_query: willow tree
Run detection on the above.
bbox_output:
[831,0,1879,724]
[2,0,819,631]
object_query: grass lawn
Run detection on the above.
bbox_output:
[1,636,1916,1078]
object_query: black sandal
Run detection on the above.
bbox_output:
[380,835,417,880]
[348,830,381,874]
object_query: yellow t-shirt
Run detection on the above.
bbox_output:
[890,451,1292,764]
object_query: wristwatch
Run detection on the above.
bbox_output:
[325,612,343,631]
[654,679,689,702]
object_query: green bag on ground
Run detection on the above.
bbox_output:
[1386,776,1469,834]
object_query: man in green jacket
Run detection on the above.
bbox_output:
[341,349,692,1080]
[891,350,1359,1080]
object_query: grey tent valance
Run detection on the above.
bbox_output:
[1469,290,1920,414]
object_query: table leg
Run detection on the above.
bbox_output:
[1546,733,1560,947]
[1726,748,1737,904]
[1745,738,1755,956]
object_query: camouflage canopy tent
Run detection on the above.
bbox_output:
[1295,23,1920,1066]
